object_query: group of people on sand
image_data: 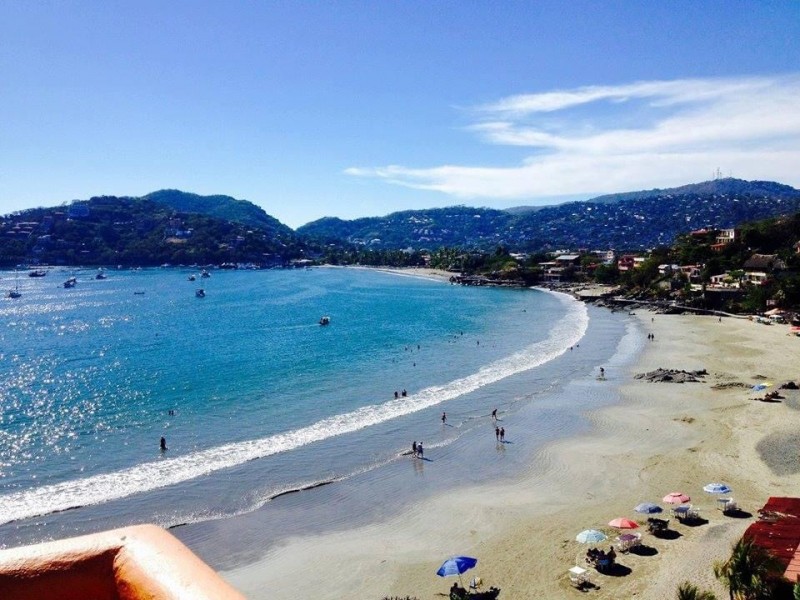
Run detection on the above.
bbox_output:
[411,440,424,458]
[585,546,616,571]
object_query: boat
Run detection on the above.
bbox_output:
[63,277,77,288]
[200,270,210,278]
[95,271,107,280]
[28,269,47,277]
[188,275,196,281]
[319,316,330,325]
[7,271,21,298]
[195,288,206,298]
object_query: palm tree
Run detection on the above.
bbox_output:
[677,581,717,600]
[713,538,784,600]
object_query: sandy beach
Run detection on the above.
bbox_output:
[223,294,800,599]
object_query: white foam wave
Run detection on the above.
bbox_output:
[0,293,588,525]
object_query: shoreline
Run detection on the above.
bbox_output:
[222,301,800,598]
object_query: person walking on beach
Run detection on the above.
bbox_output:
[412,441,417,457]
[491,408,497,420]
[441,412,447,425]
[417,442,423,459]
[495,426,500,441]
[500,427,505,442]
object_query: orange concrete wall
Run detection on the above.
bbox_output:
[0,524,246,600]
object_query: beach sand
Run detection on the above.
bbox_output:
[223,303,800,599]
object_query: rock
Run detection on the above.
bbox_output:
[634,368,707,383]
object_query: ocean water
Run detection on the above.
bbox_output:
[0,266,638,558]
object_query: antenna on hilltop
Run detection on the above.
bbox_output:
[713,167,723,180]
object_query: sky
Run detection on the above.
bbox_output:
[1,1,799,228]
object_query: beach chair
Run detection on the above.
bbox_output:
[722,499,739,514]
[469,576,483,593]
[568,566,589,589]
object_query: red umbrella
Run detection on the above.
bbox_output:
[663,492,690,504]
[608,517,639,529]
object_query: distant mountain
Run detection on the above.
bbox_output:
[586,178,800,205]
[143,189,292,236]
[298,206,513,249]
[298,179,800,252]
[0,194,306,267]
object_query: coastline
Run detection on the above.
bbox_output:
[222,300,800,598]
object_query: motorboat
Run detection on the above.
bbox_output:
[95,271,107,280]
[200,270,210,278]
[188,275,196,281]
[28,269,47,277]
[63,277,77,288]
[195,288,206,298]
[319,316,330,325]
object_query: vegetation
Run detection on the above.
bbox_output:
[0,194,310,267]
[713,538,786,600]
[677,581,717,600]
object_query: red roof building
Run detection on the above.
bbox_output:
[745,497,800,582]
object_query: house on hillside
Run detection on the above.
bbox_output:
[617,255,636,271]
[711,228,737,251]
[743,254,786,272]
[554,254,581,268]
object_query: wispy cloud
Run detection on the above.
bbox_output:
[345,75,800,202]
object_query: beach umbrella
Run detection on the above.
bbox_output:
[703,483,732,495]
[436,556,477,588]
[575,529,607,544]
[663,492,690,504]
[634,502,663,514]
[608,517,639,529]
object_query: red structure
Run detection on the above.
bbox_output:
[744,497,800,583]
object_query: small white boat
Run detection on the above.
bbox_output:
[188,275,196,281]
[63,277,77,288]
[319,316,330,325]
[195,288,206,298]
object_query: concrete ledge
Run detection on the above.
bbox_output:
[0,524,245,600]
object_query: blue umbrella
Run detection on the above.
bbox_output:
[575,529,607,544]
[634,502,663,514]
[437,556,478,587]
[703,483,732,494]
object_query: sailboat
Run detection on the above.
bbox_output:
[7,271,21,298]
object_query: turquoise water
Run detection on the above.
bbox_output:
[0,266,609,548]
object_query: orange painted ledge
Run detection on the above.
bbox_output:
[0,524,245,600]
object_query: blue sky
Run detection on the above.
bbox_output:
[1,1,799,228]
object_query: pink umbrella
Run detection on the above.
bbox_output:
[608,517,639,529]
[663,492,690,504]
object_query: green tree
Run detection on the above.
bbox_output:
[713,538,784,600]
[677,581,717,600]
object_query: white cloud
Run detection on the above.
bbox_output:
[345,75,800,202]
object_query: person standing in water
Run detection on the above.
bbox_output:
[160,437,167,451]
[441,412,447,425]
[417,442,424,459]
[491,408,497,420]
[412,441,417,457]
